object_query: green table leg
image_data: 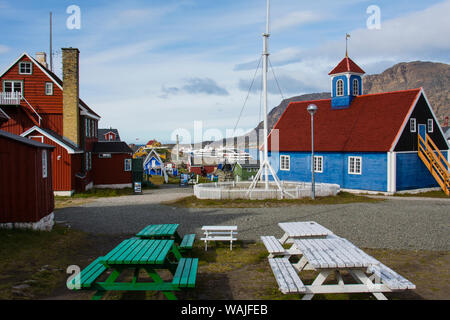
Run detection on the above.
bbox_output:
[144,267,178,300]
[92,290,106,300]
[91,267,122,300]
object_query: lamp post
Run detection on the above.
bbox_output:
[307,104,318,200]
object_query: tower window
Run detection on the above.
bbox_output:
[336,79,344,96]
[352,79,359,96]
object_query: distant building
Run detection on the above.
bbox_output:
[234,161,260,182]
[269,54,449,194]
[98,128,121,142]
[0,130,55,230]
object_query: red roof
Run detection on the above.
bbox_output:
[329,56,365,75]
[268,89,421,152]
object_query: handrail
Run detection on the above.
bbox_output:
[0,92,21,105]
[426,135,450,169]
[21,95,42,126]
[418,134,449,194]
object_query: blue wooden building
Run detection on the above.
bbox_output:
[268,55,449,194]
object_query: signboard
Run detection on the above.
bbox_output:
[134,182,142,193]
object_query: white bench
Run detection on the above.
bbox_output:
[268,258,306,294]
[367,263,416,290]
[201,226,237,251]
[261,236,287,258]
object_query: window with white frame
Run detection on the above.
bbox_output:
[348,156,362,175]
[314,156,323,173]
[410,118,416,133]
[124,159,132,171]
[85,152,92,171]
[85,118,88,137]
[427,119,433,133]
[336,79,344,96]
[19,62,32,75]
[280,155,290,171]
[3,80,23,94]
[352,79,359,96]
[42,150,48,178]
[45,82,53,95]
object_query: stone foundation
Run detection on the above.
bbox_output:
[0,212,54,232]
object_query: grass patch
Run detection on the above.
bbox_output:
[0,225,89,299]
[147,175,180,185]
[394,190,449,198]
[164,192,384,208]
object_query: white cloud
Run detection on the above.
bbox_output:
[272,11,325,31]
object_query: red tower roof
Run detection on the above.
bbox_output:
[329,56,365,75]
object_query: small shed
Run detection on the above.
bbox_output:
[0,130,55,231]
[92,141,133,188]
[234,160,260,181]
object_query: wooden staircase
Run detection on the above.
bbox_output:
[417,134,450,196]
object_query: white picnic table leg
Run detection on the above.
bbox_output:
[302,270,331,300]
[349,269,388,301]
[278,233,289,244]
[293,256,309,272]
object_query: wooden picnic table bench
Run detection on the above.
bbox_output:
[266,235,416,300]
[67,238,199,300]
[201,226,237,251]
[136,224,195,252]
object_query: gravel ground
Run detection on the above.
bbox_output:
[55,186,450,251]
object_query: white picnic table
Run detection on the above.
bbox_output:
[264,221,416,300]
[201,226,238,251]
[278,221,333,244]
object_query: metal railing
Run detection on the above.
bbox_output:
[0,92,21,105]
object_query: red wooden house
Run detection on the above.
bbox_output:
[0,130,55,230]
[0,49,131,195]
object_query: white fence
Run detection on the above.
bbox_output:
[194,181,340,200]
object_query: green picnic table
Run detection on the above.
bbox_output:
[136,224,196,251]
[67,238,198,300]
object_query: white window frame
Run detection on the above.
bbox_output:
[348,156,362,175]
[314,156,323,173]
[45,82,53,95]
[410,118,417,133]
[99,153,111,159]
[336,79,344,96]
[280,155,290,171]
[427,119,433,133]
[125,159,132,172]
[85,152,92,171]
[3,80,23,94]
[42,150,48,178]
[352,79,359,96]
[19,62,32,75]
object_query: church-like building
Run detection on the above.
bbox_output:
[268,55,449,194]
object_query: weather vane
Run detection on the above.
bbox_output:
[346,33,351,57]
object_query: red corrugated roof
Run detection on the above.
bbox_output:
[329,56,365,75]
[268,88,421,152]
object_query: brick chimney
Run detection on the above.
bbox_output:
[62,48,80,146]
[35,52,48,68]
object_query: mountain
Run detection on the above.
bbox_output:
[210,61,449,148]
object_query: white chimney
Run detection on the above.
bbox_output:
[35,52,48,69]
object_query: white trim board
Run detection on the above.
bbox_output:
[21,126,83,154]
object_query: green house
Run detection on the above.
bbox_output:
[233,161,260,182]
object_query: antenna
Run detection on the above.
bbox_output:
[50,12,53,71]
[247,0,291,198]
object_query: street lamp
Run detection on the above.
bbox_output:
[307,104,318,200]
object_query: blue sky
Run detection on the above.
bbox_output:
[1,0,449,144]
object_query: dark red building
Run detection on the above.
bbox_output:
[0,130,55,230]
[0,50,132,195]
